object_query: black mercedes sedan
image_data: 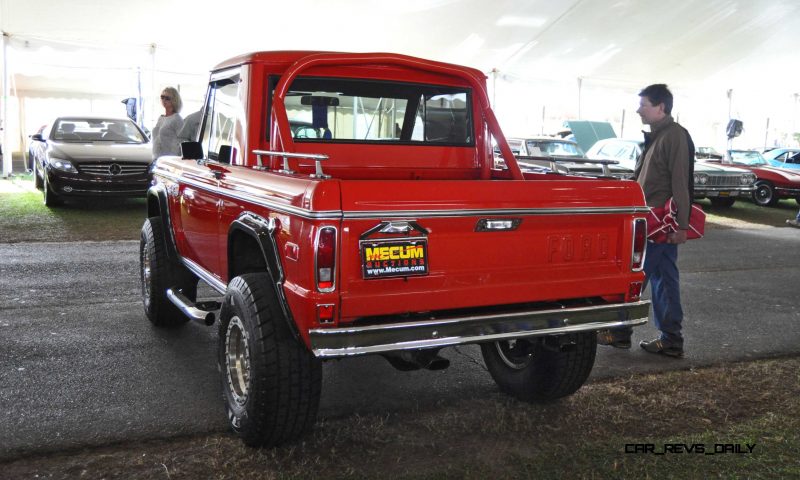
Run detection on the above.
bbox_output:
[30,116,152,206]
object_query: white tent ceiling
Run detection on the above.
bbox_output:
[5,0,800,90]
[2,0,800,154]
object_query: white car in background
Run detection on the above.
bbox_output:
[586,138,757,208]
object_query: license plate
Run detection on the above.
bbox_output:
[360,238,429,279]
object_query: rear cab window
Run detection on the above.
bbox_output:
[269,76,473,147]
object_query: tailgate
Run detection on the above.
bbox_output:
[337,179,647,322]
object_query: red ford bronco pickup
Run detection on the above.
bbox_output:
[140,51,651,447]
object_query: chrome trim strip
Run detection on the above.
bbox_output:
[155,168,649,220]
[694,186,755,193]
[180,257,226,294]
[59,188,146,194]
[631,218,646,272]
[310,300,650,358]
[342,206,651,219]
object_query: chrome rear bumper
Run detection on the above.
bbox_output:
[310,300,650,358]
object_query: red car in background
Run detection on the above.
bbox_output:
[703,150,800,206]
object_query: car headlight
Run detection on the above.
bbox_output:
[49,157,78,173]
[741,174,756,185]
[693,173,708,185]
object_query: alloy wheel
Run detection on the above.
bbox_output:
[225,316,251,405]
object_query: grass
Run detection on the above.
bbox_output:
[0,173,147,243]
[1,356,798,479]
[697,197,799,229]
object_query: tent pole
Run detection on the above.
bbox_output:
[2,31,11,178]
[150,44,156,129]
[137,66,143,127]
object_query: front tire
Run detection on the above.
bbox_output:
[43,174,62,207]
[219,273,322,447]
[753,181,779,207]
[140,217,196,327]
[33,162,43,190]
[480,332,597,402]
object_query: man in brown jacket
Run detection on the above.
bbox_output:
[599,84,693,357]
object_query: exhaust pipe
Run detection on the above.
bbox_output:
[382,349,450,371]
[166,288,218,325]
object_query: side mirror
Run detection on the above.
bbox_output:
[181,141,203,160]
[217,145,235,164]
[31,133,45,142]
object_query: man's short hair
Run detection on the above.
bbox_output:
[639,84,673,115]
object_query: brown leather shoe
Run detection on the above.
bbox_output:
[597,330,631,349]
[640,338,683,358]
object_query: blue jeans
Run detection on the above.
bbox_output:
[643,241,684,346]
[607,241,684,346]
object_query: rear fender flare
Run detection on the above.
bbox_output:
[228,213,299,339]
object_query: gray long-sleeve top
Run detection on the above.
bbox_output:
[152,114,184,160]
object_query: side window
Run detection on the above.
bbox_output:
[200,73,243,165]
[787,152,800,165]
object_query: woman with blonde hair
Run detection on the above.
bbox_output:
[152,86,184,160]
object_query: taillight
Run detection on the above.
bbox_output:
[631,218,647,271]
[628,281,643,300]
[315,226,336,292]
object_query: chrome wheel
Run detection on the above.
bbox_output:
[225,316,251,405]
[494,339,534,370]
[141,247,151,302]
[753,181,777,207]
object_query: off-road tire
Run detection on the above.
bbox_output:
[219,273,322,447]
[709,197,735,208]
[140,217,196,327]
[480,332,597,402]
[753,181,779,207]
